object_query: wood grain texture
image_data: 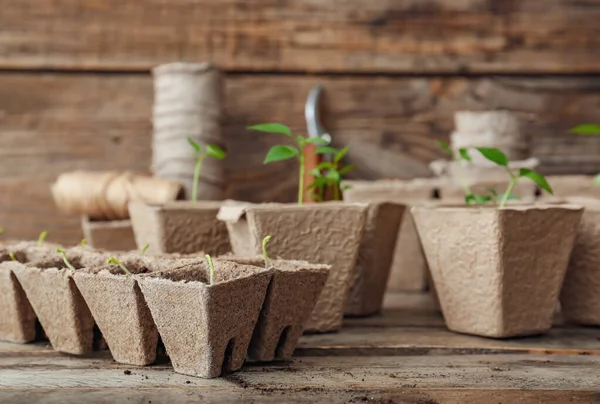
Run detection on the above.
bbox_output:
[1,0,600,74]
[3,73,600,243]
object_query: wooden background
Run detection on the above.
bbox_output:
[2,0,600,244]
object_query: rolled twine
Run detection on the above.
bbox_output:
[51,171,183,221]
[152,62,225,200]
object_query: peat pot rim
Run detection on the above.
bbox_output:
[219,255,332,273]
[412,203,583,214]
[129,200,224,212]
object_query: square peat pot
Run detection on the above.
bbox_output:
[218,202,368,333]
[81,216,137,251]
[222,256,330,361]
[412,204,583,338]
[128,201,231,256]
[560,197,600,325]
[136,259,272,378]
[73,255,182,366]
[11,253,101,355]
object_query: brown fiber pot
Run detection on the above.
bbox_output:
[128,201,231,256]
[344,202,405,316]
[412,204,582,338]
[137,259,271,378]
[560,197,600,325]
[73,255,179,366]
[222,256,330,361]
[81,216,137,251]
[218,202,368,333]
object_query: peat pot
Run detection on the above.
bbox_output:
[218,202,368,333]
[128,201,231,256]
[412,204,582,338]
[81,216,137,251]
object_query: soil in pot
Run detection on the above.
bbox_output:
[221,256,330,361]
[12,254,98,354]
[412,204,582,338]
[344,202,405,316]
[81,216,137,251]
[560,197,600,325]
[73,255,178,366]
[218,202,368,333]
[128,201,231,256]
[137,259,271,378]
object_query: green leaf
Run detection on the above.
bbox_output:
[334,146,350,164]
[341,184,352,191]
[305,137,329,145]
[458,148,472,162]
[296,135,306,147]
[310,193,324,202]
[519,168,553,194]
[594,173,600,187]
[247,123,292,137]
[501,193,520,201]
[309,168,322,177]
[338,164,356,176]
[465,194,476,205]
[465,193,492,205]
[206,144,226,159]
[187,137,202,153]
[317,162,336,171]
[475,148,509,167]
[570,124,600,135]
[316,146,339,155]
[264,145,299,164]
[437,140,452,156]
[326,171,341,183]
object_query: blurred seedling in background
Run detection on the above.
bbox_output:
[571,124,600,186]
[187,138,227,203]
[262,235,272,269]
[248,123,331,204]
[307,145,355,201]
[56,248,76,272]
[141,244,150,255]
[205,254,215,285]
[80,239,87,248]
[0,227,3,235]
[38,231,48,246]
[9,252,18,262]
[107,257,131,275]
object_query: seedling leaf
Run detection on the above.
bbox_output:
[206,144,226,160]
[594,173,600,187]
[80,239,87,248]
[458,148,472,162]
[57,248,76,272]
[518,168,553,194]
[316,146,338,155]
[0,227,3,235]
[326,170,341,182]
[205,254,215,285]
[264,145,299,163]
[9,252,17,262]
[248,123,292,137]
[38,231,48,246]
[334,146,350,163]
[305,137,329,145]
[338,164,356,176]
[341,184,352,191]
[475,148,509,167]
[187,137,202,153]
[317,162,336,171]
[570,124,600,135]
[262,235,271,269]
[106,257,131,275]
[141,244,150,255]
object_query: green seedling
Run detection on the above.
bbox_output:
[9,252,17,262]
[80,239,87,248]
[38,231,48,246]
[248,123,331,204]
[56,248,76,272]
[187,138,227,203]
[571,124,600,185]
[141,244,150,255]
[205,254,215,285]
[107,257,131,275]
[0,227,4,235]
[307,145,355,201]
[469,147,553,208]
[262,235,272,269]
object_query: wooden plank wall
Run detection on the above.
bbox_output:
[1,0,600,244]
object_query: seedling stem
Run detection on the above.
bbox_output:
[187,138,227,203]
[262,235,272,268]
[9,252,17,262]
[205,254,215,285]
[56,248,76,272]
[107,257,131,275]
[38,231,48,246]
[80,239,87,248]
[141,244,150,255]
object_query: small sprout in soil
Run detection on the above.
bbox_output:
[0,227,3,235]
[307,145,355,201]
[187,138,227,203]
[141,243,150,255]
[248,123,330,204]
[262,235,272,269]
[56,248,76,272]
[80,239,87,248]
[38,231,48,246]
[205,254,215,285]
[9,252,17,262]
[571,124,600,186]
[107,257,131,276]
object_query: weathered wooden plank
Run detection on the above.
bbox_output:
[3,73,600,243]
[1,0,600,74]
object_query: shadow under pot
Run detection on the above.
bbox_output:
[217,202,368,333]
[412,204,582,338]
[222,256,330,361]
[560,197,600,325]
[136,259,272,378]
[128,201,231,256]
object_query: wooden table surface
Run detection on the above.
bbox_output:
[1,292,599,403]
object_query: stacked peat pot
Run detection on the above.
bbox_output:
[414,111,584,338]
